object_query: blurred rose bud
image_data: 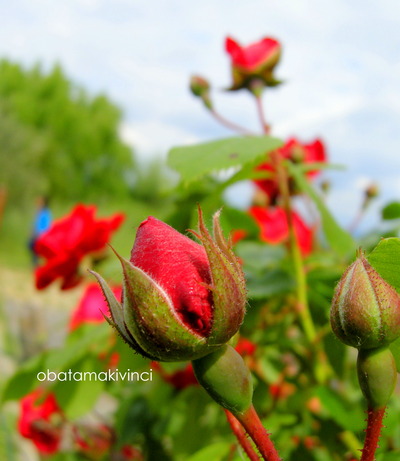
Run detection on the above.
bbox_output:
[225,36,282,92]
[189,75,213,109]
[92,209,246,362]
[330,253,400,350]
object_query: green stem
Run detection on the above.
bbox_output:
[210,108,256,136]
[271,151,316,344]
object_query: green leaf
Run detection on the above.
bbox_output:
[315,386,364,431]
[186,442,232,461]
[288,163,355,256]
[367,238,400,293]
[390,337,400,373]
[52,356,105,419]
[168,136,283,183]
[1,353,45,402]
[382,202,400,220]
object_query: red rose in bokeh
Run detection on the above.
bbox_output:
[69,283,122,331]
[249,206,314,257]
[255,138,326,203]
[225,36,281,90]
[73,424,114,460]
[35,204,124,290]
[18,389,63,455]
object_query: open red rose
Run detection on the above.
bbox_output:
[254,138,326,203]
[18,389,63,455]
[35,204,124,290]
[249,206,314,257]
[69,283,122,331]
[225,36,281,90]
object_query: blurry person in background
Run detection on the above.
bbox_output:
[29,196,52,266]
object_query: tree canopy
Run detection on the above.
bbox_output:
[0,59,135,204]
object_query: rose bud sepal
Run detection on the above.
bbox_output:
[196,209,246,345]
[192,344,253,415]
[357,347,397,410]
[330,252,400,350]
[89,269,158,360]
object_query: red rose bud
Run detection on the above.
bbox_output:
[357,347,397,409]
[92,209,246,362]
[330,253,400,350]
[225,36,281,91]
[192,344,253,415]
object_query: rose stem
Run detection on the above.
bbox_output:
[254,94,271,134]
[209,108,257,136]
[360,407,386,461]
[225,410,260,461]
[235,405,281,461]
[253,92,315,343]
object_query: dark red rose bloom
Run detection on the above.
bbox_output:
[35,204,124,290]
[18,390,63,455]
[225,36,281,90]
[69,283,122,331]
[254,138,327,202]
[130,217,213,337]
[120,445,144,460]
[73,424,113,459]
[249,206,314,257]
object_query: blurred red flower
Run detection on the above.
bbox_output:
[74,424,113,460]
[225,36,281,90]
[35,204,124,290]
[254,138,326,203]
[249,206,314,256]
[69,283,122,331]
[18,389,63,455]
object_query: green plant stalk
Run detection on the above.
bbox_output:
[271,150,316,344]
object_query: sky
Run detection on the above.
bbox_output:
[1,0,400,231]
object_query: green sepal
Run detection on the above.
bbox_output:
[357,347,397,410]
[117,253,216,362]
[192,345,253,415]
[197,208,246,345]
[89,270,157,360]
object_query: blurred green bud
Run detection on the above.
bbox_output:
[357,347,397,409]
[192,344,253,415]
[189,75,213,109]
[330,252,400,350]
